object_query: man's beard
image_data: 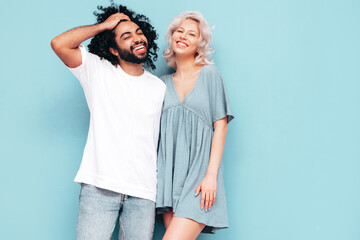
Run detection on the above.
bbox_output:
[116,43,148,64]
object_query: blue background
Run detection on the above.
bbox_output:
[1,0,359,239]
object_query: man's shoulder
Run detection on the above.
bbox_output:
[144,71,166,89]
[80,45,116,67]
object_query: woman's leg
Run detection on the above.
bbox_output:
[162,210,174,229]
[162,216,205,240]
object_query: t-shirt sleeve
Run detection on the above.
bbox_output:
[67,45,99,88]
[210,68,234,124]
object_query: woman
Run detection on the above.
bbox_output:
[156,11,234,240]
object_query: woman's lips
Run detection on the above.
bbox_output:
[176,41,188,48]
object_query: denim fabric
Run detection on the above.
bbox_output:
[77,184,155,240]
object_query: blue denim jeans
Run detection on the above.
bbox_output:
[76,184,155,240]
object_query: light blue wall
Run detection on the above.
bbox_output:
[1,0,359,239]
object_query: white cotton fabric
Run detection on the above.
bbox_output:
[68,45,166,202]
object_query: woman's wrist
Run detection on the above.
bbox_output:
[205,171,218,178]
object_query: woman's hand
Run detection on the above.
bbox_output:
[195,175,217,212]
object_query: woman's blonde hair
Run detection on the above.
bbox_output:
[163,11,214,69]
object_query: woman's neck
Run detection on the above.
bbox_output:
[175,57,202,79]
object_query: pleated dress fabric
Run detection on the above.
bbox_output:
[156,65,234,233]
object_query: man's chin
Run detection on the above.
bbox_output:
[134,52,148,61]
[118,50,148,64]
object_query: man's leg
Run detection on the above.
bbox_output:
[77,184,122,240]
[118,195,155,240]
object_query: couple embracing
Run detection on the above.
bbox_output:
[51,3,233,240]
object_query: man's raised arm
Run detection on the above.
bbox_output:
[50,13,130,68]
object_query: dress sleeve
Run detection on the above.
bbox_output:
[159,75,167,84]
[210,67,234,124]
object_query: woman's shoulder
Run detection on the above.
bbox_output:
[160,74,173,84]
[201,64,223,84]
[201,64,221,74]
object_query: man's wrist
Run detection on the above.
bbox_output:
[95,22,110,32]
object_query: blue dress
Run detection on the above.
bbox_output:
[156,65,234,233]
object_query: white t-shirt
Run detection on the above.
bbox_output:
[68,45,166,202]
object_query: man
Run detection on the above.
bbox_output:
[51,4,165,240]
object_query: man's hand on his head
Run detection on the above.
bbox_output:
[102,13,131,31]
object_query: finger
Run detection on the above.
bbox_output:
[195,185,201,197]
[120,15,130,21]
[205,192,210,211]
[209,193,214,210]
[200,191,205,210]
[118,13,130,20]
[213,192,216,203]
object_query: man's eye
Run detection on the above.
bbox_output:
[124,37,130,40]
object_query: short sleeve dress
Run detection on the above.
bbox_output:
[156,64,234,234]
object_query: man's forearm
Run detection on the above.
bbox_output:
[51,23,108,51]
[50,22,111,68]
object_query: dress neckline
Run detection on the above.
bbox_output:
[171,66,206,103]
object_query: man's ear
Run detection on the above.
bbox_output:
[109,47,119,56]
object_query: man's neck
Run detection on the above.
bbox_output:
[119,59,144,76]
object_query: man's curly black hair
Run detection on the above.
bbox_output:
[88,2,158,70]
